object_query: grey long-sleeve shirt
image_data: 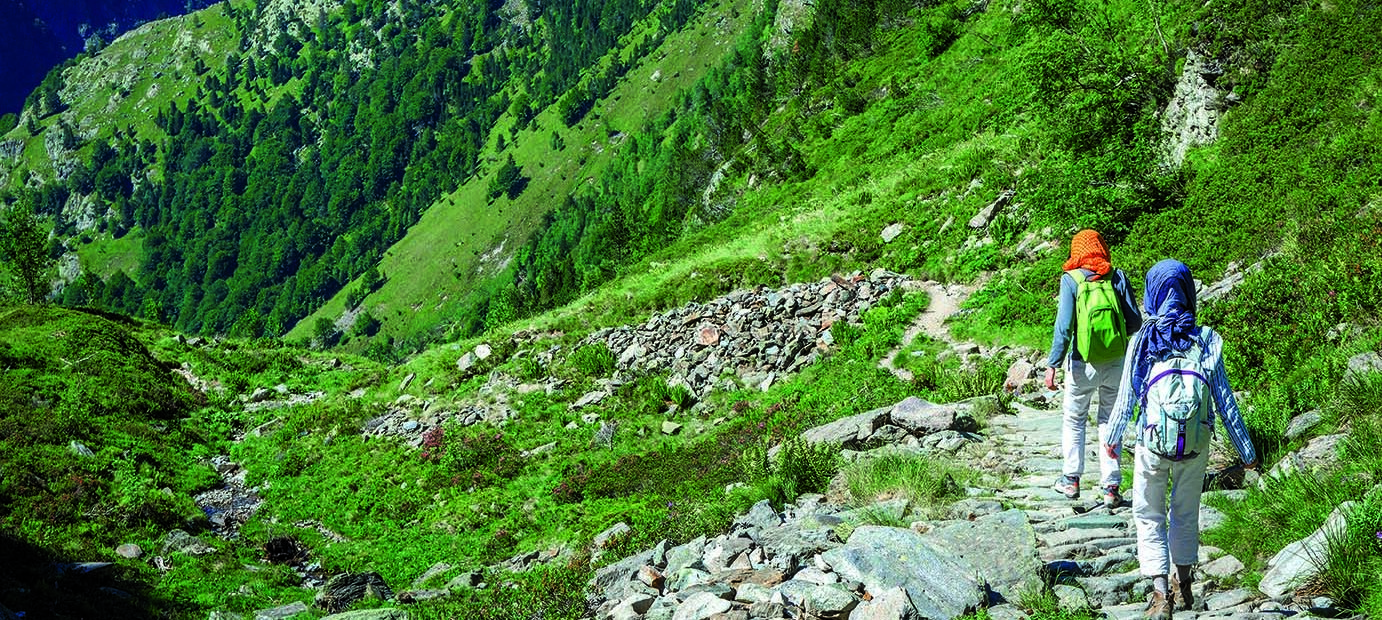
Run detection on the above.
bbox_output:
[1047,268,1143,368]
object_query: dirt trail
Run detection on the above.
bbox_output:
[879,280,978,382]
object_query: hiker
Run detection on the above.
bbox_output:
[1102,259,1258,619]
[1045,229,1141,505]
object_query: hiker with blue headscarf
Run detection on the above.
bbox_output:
[1103,259,1258,620]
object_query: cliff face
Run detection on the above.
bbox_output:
[0,0,217,115]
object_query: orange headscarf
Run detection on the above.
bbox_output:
[1062,229,1112,276]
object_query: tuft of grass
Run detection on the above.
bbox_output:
[565,343,616,379]
[842,451,982,520]
[1018,587,1100,620]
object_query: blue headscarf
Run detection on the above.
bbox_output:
[1130,259,1199,397]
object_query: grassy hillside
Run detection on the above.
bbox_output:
[2,0,1381,616]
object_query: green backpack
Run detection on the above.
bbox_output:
[1067,270,1129,364]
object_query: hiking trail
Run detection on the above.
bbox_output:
[879,279,978,382]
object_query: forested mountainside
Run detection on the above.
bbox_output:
[1,0,710,345]
[0,0,218,114]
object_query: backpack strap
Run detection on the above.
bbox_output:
[1065,268,1104,283]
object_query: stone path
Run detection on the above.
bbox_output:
[977,403,1274,619]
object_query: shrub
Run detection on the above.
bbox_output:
[739,435,839,508]
[433,425,523,488]
[566,343,615,379]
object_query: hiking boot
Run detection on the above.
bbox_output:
[1145,590,1173,620]
[1053,475,1080,500]
[1103,484,1124,508]
[1172,578,1195,611]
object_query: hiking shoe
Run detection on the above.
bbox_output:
[1103,485,1124,508]
[1053,475,1080,500]
[1172,578,1195,611]
[1145,590,1173,620]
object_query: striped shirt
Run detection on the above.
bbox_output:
[1103,326,1257,464]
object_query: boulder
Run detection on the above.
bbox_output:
[316,572,395,612]
[968,190,1014,229]
[115,543,143,559]
[849,587,918,620]
[1265,434,1346,480]
[803,584,858,617]
[697,326,721,347]
[1053,584,1089,609]
[734,500,782,532]
[611,593,657,619]
[821,526,983,620]
[800,407,890,449]
[591,550,656,602]
[1259,502,1354,598]
[1283,410,1324,442]
[662,421,684,436]
[1003,360,1035,393]
[1345,351,1382,380]
[881,223,905,243]
[666,537,707,574]
[671,591,733,620]
[446,571,482,590]
[890,397,976,435]
[1201,554,1245,580]
[162,530,215,556]
[926,510,1043,604]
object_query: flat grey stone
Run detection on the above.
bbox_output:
[1042,528,1125,548]
[671,591,732,620]
[1053,584,1089,609]
[927,510,1043,605]
[1205,589,1255,611]
[253,602,310,620]
[1089,537,1139,551]
[320,610,409,620]
[1062,515,1128,530]
[822,526,983,620]
[735,582,774,604]
[987,604,1029,620]
[1201,554,1246,580]
[802,407,890,449]
[849,587,918,620]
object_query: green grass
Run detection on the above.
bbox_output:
[74,229,145,281]
[842,452,984,520]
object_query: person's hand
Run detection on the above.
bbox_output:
[1243,459,1258,471]
[1044,367,1059,391]
[1104,444,1120,460]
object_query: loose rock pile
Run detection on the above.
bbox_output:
[585,270,912,398]
[360,271,914,446]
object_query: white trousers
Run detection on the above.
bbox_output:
[1132,445,1210,576]
[1061,357,1124,487]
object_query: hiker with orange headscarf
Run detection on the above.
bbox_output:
[1045,229,1141,506]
